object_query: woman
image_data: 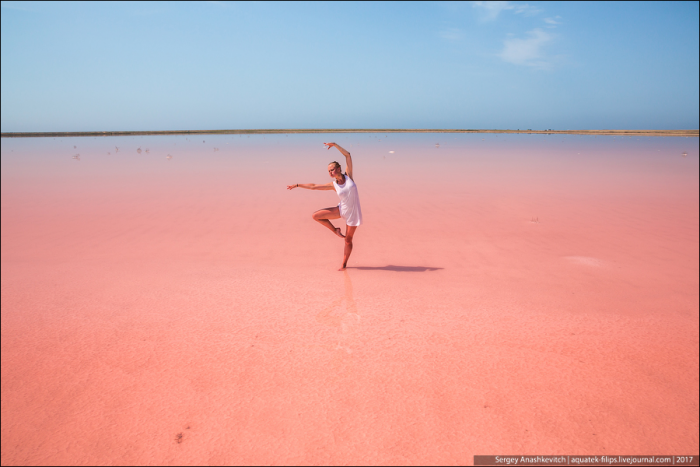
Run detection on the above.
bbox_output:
[287,142,363,270]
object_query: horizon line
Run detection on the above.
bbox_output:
[2,128,698,138]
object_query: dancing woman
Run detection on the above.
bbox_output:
[287,142,363,270]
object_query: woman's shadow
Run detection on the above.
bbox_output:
[346,265,443,272]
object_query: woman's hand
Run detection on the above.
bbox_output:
[287,184,298,190]
[324,142,336,150]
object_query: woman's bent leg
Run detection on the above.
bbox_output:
[312,207,345,238]
[340,225,358,270]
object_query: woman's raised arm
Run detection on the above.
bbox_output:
[324,142,353,180]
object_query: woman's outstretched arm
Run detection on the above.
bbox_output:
[287,182,335,190]
[324,143,353,180]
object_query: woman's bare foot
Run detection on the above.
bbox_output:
[338,264,347,271]
[334,227,345,239]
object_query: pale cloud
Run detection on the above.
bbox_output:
[499,28,553,69]
[472,1,543,21]
[439,28,465,41]
[544,16,562,28]
[513,3,543,16]
[472,1,514,21]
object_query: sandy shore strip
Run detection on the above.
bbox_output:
[2,129,698,138]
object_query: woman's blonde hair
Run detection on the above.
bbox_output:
[329,161,341,170]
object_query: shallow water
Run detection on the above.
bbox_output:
[2,133,698,465]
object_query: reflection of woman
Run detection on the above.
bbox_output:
[287,142,363,270]
[317,270,360,354]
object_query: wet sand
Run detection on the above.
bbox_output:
[1,134,698,465]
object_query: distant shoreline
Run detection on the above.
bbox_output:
[1,129,698,138]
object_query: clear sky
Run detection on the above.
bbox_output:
[1,1,698,132]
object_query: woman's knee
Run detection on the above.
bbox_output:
[313,207,339,221]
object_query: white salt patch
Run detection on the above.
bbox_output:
[565,256,603,267]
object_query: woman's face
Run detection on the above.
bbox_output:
[328,164,341,178]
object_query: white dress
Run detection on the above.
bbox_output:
[333,173,363,227]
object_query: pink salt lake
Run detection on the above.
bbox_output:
[1,133,698,465]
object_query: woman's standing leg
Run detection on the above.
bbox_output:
[340,225,358,270]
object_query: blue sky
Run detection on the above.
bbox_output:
[1,1,698,131]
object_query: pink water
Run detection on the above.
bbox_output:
[2,134,698,465]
